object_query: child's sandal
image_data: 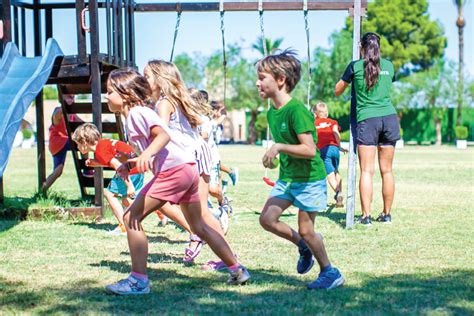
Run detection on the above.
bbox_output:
[183,234,205,263]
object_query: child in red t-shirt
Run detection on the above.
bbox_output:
[312,102,347,208]
[72,123,146,235]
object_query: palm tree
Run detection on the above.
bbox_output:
[454,0,467,126]
[252,36,284,56]
[246,36,284,144]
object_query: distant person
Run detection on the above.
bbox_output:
[257,49,344,290]
[41,94,92,193]
[312,102,347,208]
[335,32,400,225]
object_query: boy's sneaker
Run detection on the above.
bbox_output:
[297,244,314,274]
[106,275,150,295]
[357,216,372,226]
[227,265,250,285]
[376,212,392,223]
[229,167,239,186]
[307,267,344,290]
[107,226,126,236]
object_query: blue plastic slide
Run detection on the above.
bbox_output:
[0,38,63,177]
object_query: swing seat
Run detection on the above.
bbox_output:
[262,176,275,187]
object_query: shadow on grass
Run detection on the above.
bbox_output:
[318,207,347,228]
[72,222,117,232]
[1,269,472,314]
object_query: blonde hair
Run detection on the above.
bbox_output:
[107,68,154,109]
[146,60,201,128]
[189,88,213,117]
[312,102,328,118]
[256,49,301,93]
[72,123,101,145]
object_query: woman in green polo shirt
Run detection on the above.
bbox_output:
[334,32,400,225]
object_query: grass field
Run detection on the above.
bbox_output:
[1,145,473,315]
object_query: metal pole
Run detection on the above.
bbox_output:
[346,0,361,229]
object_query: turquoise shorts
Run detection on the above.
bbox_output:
[106,173,144,198]
[270,179,327,212]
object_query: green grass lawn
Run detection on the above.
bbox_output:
[1,145,473,315]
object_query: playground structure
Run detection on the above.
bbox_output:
[0,0,366,226]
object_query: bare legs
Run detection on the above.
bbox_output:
[358,145,396,217]
[259,197,330,270]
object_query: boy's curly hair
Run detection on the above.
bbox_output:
[72,123,101,145]
[256,48,301,93]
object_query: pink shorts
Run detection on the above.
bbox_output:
[140,163,200,204]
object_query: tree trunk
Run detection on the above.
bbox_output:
[247,109,258,145]
[457,13,465,126]
[435,117,442,146]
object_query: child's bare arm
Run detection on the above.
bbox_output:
[135,126,170,173]
[262,133,316,167]
[334,80,349,97]
[85,158,104,167]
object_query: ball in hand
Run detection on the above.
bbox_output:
[269,157,279,169]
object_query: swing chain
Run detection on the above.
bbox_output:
[303,0,311,109]
[220,0,227,103]
[170,4,182,63]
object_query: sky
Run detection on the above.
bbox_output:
[16,0,474,75]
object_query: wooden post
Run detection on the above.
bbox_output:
[1,0,12,55]
[0,177,3,204]
[89,0,104,213]
[76,0,87,64]
[45,8,52,40]
[33,0,46,194]
[345,0,362,229]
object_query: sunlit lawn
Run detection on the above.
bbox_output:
[1,145,473,314]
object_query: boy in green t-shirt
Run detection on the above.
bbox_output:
[257,49,344,290]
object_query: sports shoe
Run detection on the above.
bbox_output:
[222,179,229,194]
[357,216,372,225]
[107,226,126,236]
[297,242,314,274]
[375,212,392,223]
[307,267,344,290]
[222,196,233,217]
[227,265,250,285]
[229,167,239,186]
[218,206,230,235]
[106,275,150,295]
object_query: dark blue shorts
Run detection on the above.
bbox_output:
[53,139,71,169]
[320,145,340,174]
[356,114,400,146]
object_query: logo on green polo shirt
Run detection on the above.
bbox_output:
[281,122,287,131]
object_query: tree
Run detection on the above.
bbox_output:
[401,60,458,145]
[310,30,353,117]
[173,52,206,89]
[454,0,467,125]
[251,36,284,56]
[347,0,447,74]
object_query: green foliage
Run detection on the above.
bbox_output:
[339,130,350,142]
[174,52,206,89]
[254,111,268,134]
[455,126,468,140]
[43,86,58,100]
[252,36,284,56]
[347,0,446,73]
[22,129,33,139]
[311,30,353,116]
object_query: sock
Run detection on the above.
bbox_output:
[131,271,148,282]
[119,223,126,232]
[227,263,240,272]
[321,264,333,273]
[298,239,308,250]
[156,211,165,220]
